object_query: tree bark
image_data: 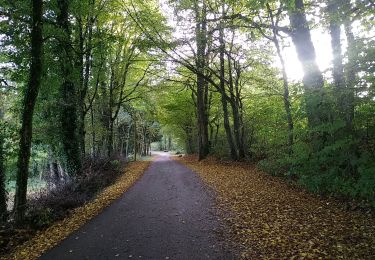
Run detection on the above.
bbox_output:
[133,118,137,161]
[107,119,114,157]
[90,104,96,157]
[328,0,350,132]
[227,56,245,160]
[0,108,6,221]
[77,17,85,156]
[288,0,325,129]
[195,0,210,160]
[221,93,237,160]
[328,1,346,91]
[77,5,95,157]
[57,0,82,176]
[218,14,238,160]
[14,0,43,223]
[343,2,356,131]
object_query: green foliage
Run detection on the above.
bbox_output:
[0,0,374,223]
[110,160,120,170]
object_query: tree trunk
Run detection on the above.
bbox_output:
[57,0,82,176]
[343,3,356,130]
[90,105,96,157]
[107,119,114,157]
[221,94,237,160]
[288,0,325,129]
[266,3,294,151]
[78,9,94,157]
[272,27,294,150]
[184,126,194,154]
[133,119,137,161]
[195,0,210,160]
[77,18,85,156]
[227,56,245,160]
[328,1,346,91]
[214,122,219,147]
[14,0,43,224]
[0,108,6,221]
[168,136,172,151]
[328,0,349,131]
[218,15,238,160]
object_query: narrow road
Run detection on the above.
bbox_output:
[40,153,234,260]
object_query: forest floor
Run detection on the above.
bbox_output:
[177,155,375,259]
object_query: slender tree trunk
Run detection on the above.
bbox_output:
[125,123,131,159]
[78,10,94,157]
[214,122,219,147]
[107,68,115,158]
[57,0,82,176]
[90,105,96,157]
[77,18,85,156]
[133,119,137,161]
[288,0,325,129]
[267,3,294,151]
[273,31,294,150]
[218,15,237,160]
[107,119,114,157]
[281,70,294,150]
[184,126,194,154]
[227,57,245,160]
[343,6,356,130]
[328,0,348,131]
[14,0,43,223]
[221,94,237,160]
[168,136,172,151]
[195,0,209,160]
[328,1,346,91]
[79,112,86,156]
[0,108,6,221]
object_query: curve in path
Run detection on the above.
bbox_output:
[40,152,234,260]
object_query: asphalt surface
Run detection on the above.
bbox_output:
[40,152,235,260]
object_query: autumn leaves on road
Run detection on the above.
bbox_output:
[178,156,375,259]
[6,155,375,259]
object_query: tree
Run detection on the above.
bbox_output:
[342,0,357,131]
[0,104,6,221]
[194,0,210,160]
[266,3,294,150]
[14,0,43,223]
[218,3,237,160]
[287,0,325,131]
[56,0,82,176]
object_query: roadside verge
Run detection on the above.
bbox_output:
[176,155,375,259]
[4,160,151,260]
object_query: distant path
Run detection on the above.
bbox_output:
[40,152,234,260]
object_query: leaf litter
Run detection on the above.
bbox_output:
[177,155,375,259]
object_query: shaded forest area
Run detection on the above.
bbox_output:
[0,0,163,226]
[0,0,374,254]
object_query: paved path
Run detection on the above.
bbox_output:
[40,153,234,260]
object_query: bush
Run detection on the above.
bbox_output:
[25,158,125,228]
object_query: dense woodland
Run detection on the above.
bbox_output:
[0,0,374,227]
